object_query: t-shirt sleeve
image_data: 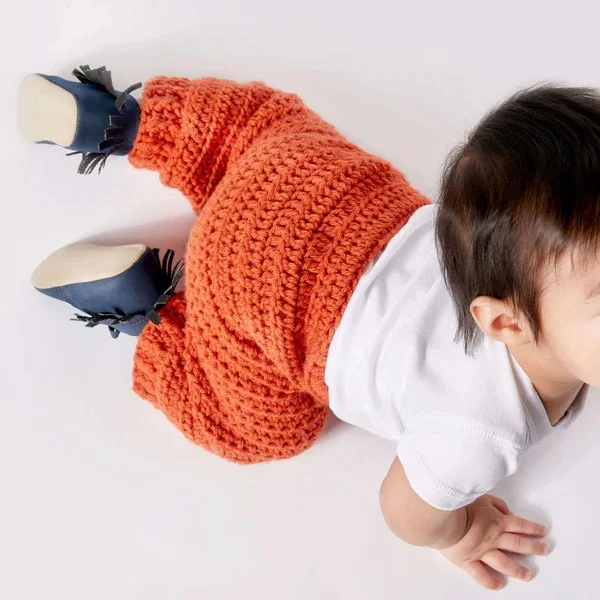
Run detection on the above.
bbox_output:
[396,417,522,511]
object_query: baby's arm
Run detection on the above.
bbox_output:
[380,458,550,591]
[380,458,468,547]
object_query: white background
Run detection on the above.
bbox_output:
[2,1,599,598]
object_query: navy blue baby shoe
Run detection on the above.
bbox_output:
[32,243,184,338]
[18,65,141,174]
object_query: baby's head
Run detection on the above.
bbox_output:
[436,85,600,386]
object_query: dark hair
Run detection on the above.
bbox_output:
[436,84,600,354]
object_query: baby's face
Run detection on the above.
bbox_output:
[537,248,600,386]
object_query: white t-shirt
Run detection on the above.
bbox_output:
[325,203,587,511]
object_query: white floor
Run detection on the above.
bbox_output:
[2,1,600,598]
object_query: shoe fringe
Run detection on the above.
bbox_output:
[71,248,184,338]
[67,65,142,175]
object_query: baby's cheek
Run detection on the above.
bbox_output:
[567,328,600,385]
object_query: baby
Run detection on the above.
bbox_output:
[19,66,597,591]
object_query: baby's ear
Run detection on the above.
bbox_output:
[469,296,532,345]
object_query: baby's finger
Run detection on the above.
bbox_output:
[503,515,547,537]
[482,549,533,582]
[489,496,512,515]
[463,560,505,591]
[498,532,551,556]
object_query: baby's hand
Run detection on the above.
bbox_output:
[440,494,550,591]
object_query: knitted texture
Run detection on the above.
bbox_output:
[129,77,430,463]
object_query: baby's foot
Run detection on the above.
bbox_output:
[18,66,141,174]
[32,243,184,338]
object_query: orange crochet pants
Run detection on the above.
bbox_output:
[129,77,429,463]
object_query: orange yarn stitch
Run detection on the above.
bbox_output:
[129,77,430,463]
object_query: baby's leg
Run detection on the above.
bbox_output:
[23,66,330,463]
[17,66,282,214]
[133,295,328,463]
